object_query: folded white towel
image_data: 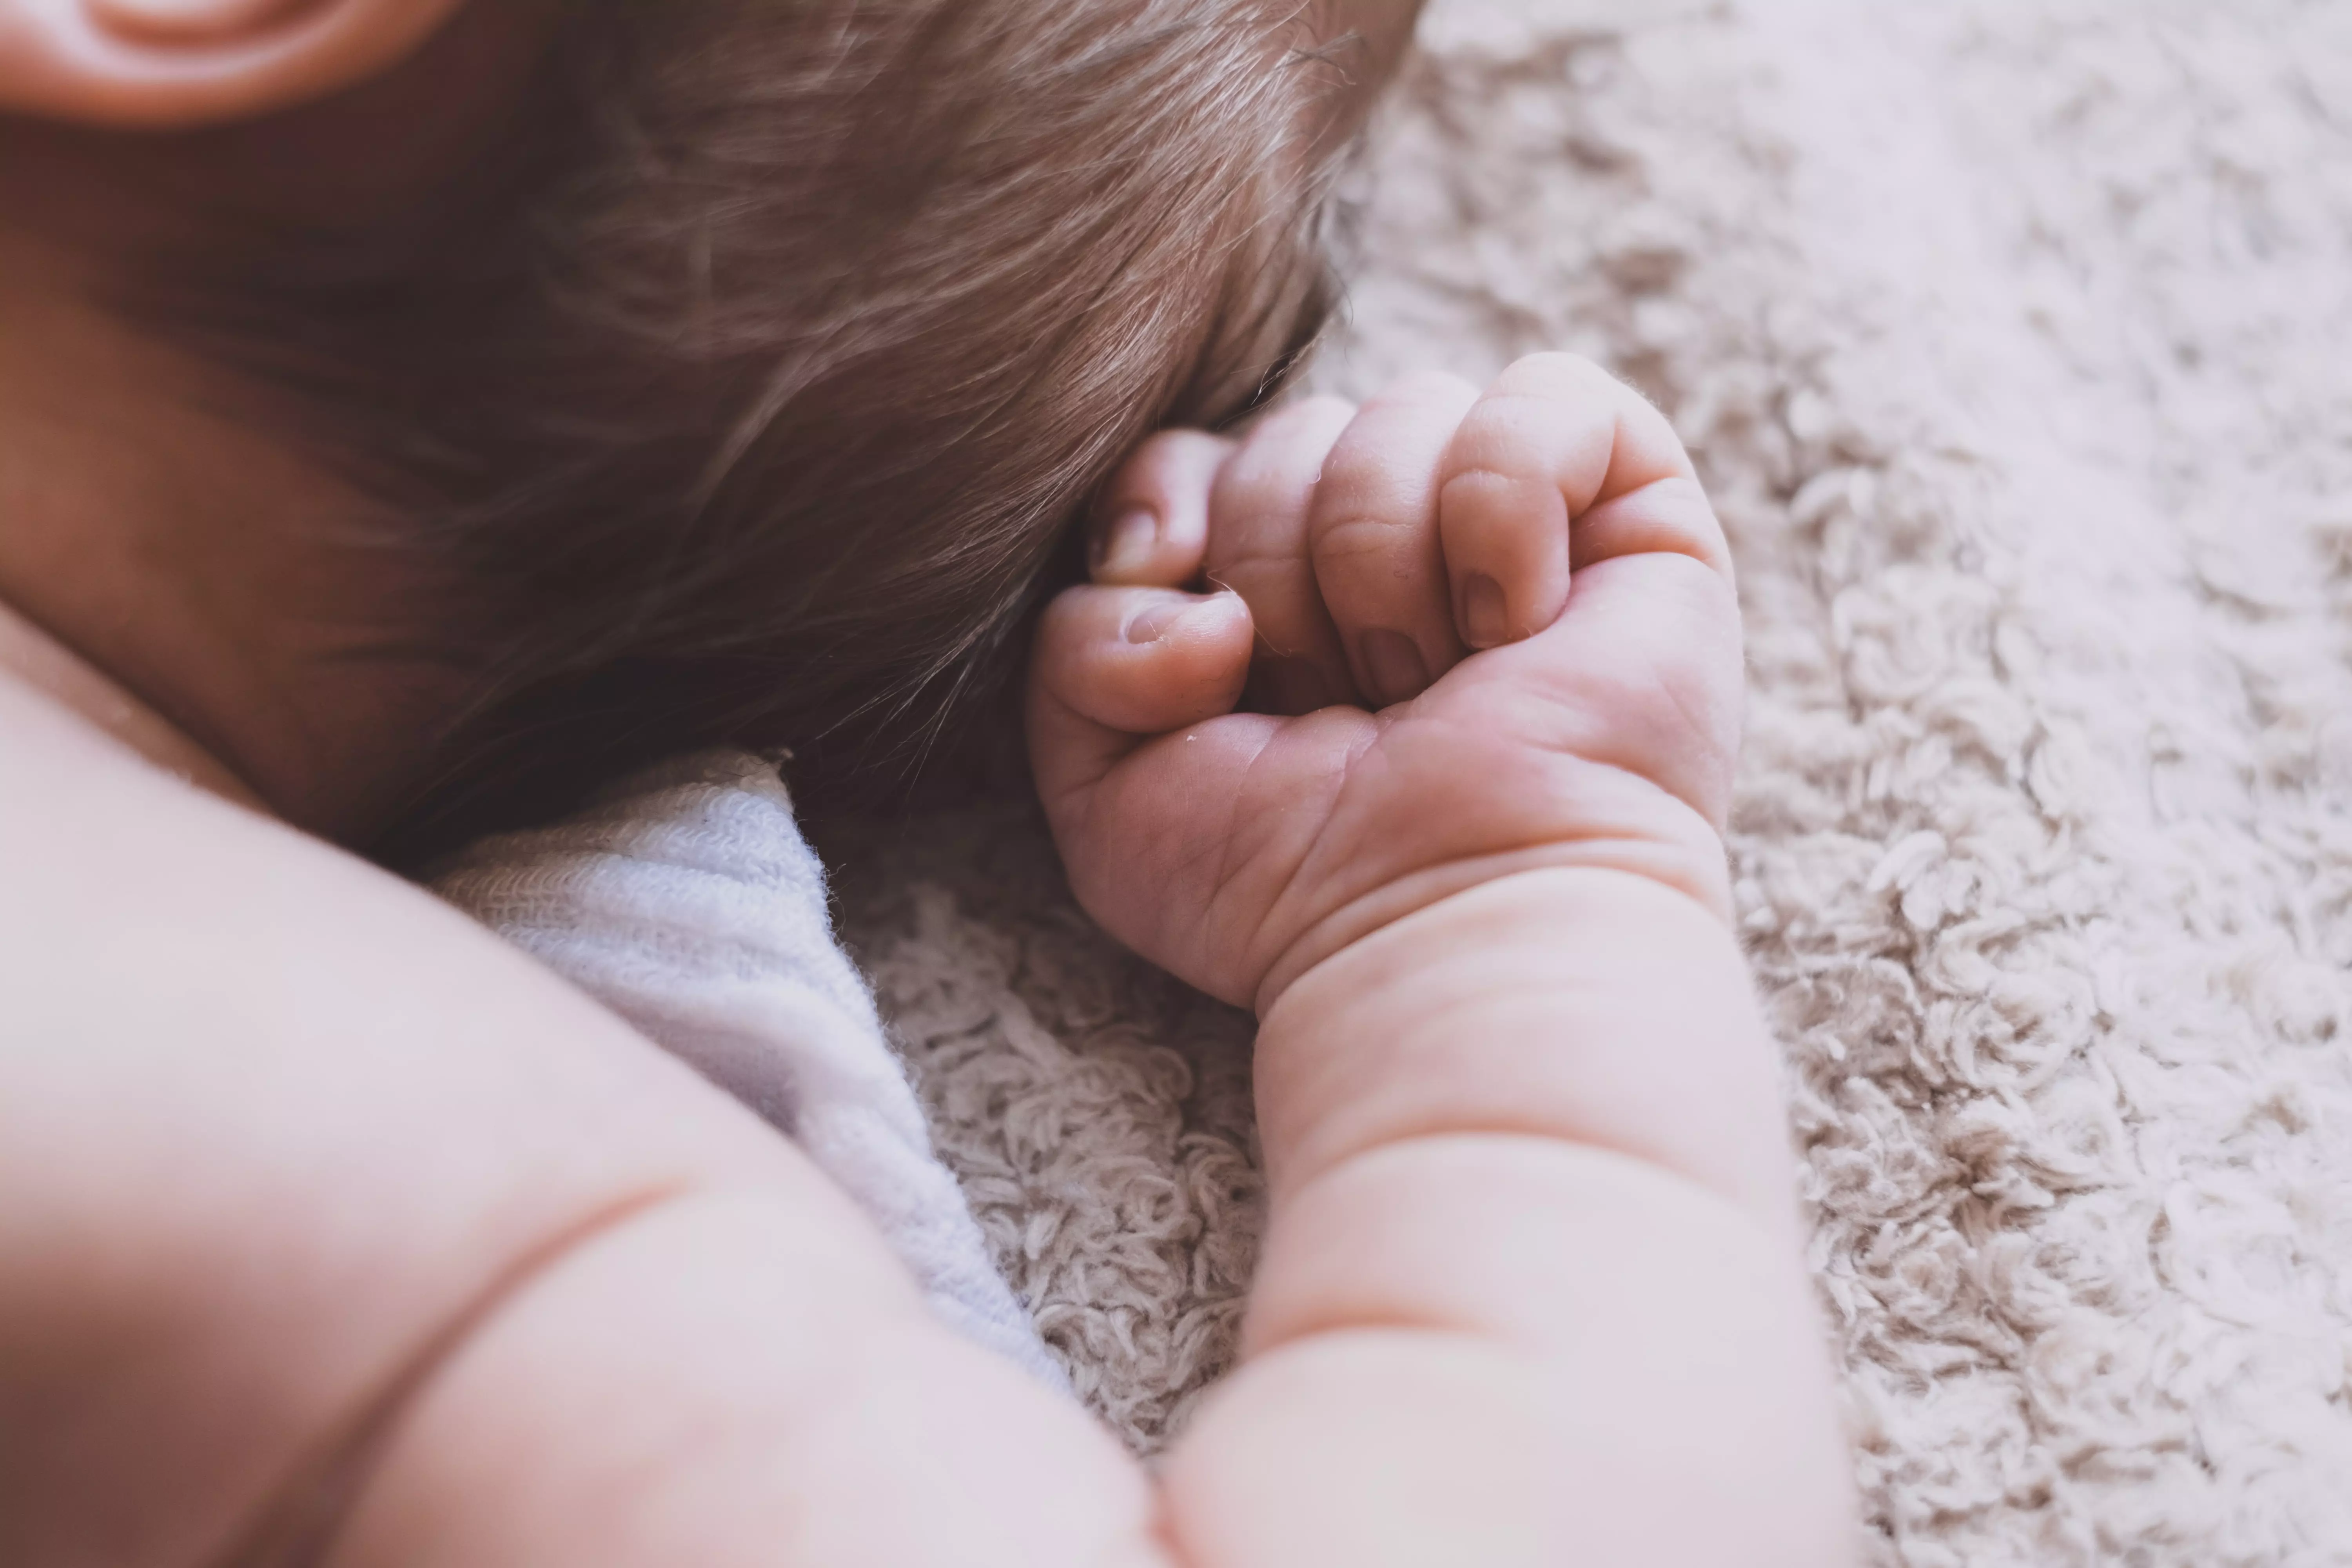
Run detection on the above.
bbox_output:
[430,750,1064,1388]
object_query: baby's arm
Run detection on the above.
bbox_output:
[1168,877,1848,1565]
[1030,356,1856,1564]
[0,671,1153,1568]
[0,356,1847,1568]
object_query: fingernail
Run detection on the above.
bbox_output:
[1461,573,1508,649]
[1267,658,1334,714]
[1124,595,1193,644]
[1094,508,1160,579]
[1359,629,1429,707]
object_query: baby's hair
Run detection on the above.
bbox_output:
[149,0,1379,855]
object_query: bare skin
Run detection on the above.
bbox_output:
[1034,356,1855,1563]
[0,1,1855,1563]
[0,355,1857,1565]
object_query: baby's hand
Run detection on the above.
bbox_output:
[1029,353,1742,1015]
[1031,357,1852,1564]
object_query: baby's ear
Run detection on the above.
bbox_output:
[0,0,466,127]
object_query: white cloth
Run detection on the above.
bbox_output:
[430,750,1064,1388]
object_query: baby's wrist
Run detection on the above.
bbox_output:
[1252,861,1798,1229]
[1251,815,1737,1020]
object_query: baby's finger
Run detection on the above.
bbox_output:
[1204,396,1360,715]
[1306,371,1483,708]
[1572,474,1733,583]
[1089,429,1234,586]
[1436,354,1708,650]
[1027,583,1255,810]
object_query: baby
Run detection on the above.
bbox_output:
[0,0,1855,1564]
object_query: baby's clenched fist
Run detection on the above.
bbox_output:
[1028,353,1744,1013]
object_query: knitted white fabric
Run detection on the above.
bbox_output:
[430,751,1064,1390]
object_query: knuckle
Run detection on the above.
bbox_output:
[1100,430,1228,508]
[1497,350,1609,392]
[1363,368,1483,412]
[1468,389,1591,433]
[1218,438,1318,506]
[1285,392,1360,423]
[1311,518,1425,592]
[1246,396,1356,458]
[1439,463,1523,497]
[1315,438,1425,510]
[1438,465,1553,528]
[1445,396,1613,484]
[1317,434,1450,520]
[1218,401,1356,513]
[1162,426,1236,458]
[1314,514,1419,555]
[1101,432,1180,489]
[1209,473,1306,543]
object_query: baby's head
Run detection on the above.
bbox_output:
[0,0,1413,849]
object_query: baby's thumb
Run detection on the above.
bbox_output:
[1026,584,1253,813]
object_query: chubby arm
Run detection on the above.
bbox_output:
[1163,871,1851,1567]
[0,671,1152,1568]
[1033,354,1858,1566]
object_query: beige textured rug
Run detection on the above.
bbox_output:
[823,2,2352,1560]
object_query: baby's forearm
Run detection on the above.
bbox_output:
[1160,869,1855,1567]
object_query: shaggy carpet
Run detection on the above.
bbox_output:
[821,2,2352,1561]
